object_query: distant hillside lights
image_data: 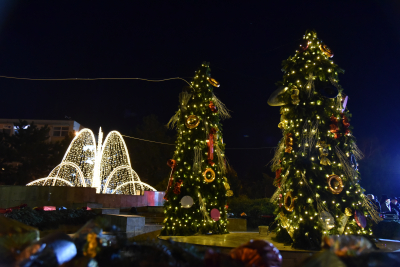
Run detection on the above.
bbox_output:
[27,128,156,195]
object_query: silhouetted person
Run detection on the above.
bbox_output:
[381,198,392,213]
[390,198,400,215]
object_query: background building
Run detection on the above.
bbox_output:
[0,119,84,143]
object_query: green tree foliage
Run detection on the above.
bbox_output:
[161,62,231,236]
[0,120,72,185]
[125,115,175,189]
[269,31,375,249]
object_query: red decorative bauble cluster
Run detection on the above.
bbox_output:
[209,101,218,113]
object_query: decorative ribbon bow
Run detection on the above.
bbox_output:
[341,113,351,135]
[207,127,218,166]
[164,159,177,200]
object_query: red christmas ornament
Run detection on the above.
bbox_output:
[209,101,218,113]
[329,115,342,139]
[207,128,217,166]
[329,124,338,132]
[341,113,350,128]
[299,39,309,52]
[167,159,177,169]
[173,179,183,195]
[274,168,282,187]
[164,159,178,200]
[330,115,338,123]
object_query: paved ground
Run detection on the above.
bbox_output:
[159,232,400,253]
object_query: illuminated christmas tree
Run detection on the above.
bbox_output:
[161,62,232,236]
[268,30,381,249]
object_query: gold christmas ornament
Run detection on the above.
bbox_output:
[319,44,334,58]
[345,207,353,217]
[285,133,294,153]
[226,190,233,197]
[207,77,220,87]
[327,174,344,194]
[224,182,230,190]
[278,114,287,129]
[279,212,295,238]
[316,141,331,166]
[291,87,300,105]
[337,213,349,235]
[185,115,200,129]
[284,191,297,212]
[203,168,216,183]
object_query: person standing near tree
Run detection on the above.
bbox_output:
[390,198,399,215]
[381,198,391,213]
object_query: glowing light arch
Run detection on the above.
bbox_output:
[27,127,156,195]
[96,131,133,192]
[102,165,144,193]
[27,177,74,187]
[46,162,87,187]
[112,181,157,194]
[62,128,97,162]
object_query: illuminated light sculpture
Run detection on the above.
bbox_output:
[27,128,155,195]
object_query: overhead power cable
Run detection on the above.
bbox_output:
[121,135,175,146]
[121,134,275,150]
[0,75,192,87]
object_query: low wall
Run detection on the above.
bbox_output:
[0,186,165,209]
[95,191,165,208]
[0,186,96,208]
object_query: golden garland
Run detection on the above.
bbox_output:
[327,174,343,194]
[185,115,200,129]
[284,191,297,212]
[203,168,216,183]
[345,207,352,217]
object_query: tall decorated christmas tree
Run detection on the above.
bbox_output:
[268,30,381,249]
[161,62,232,236]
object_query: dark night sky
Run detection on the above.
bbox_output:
[1,1,400,194]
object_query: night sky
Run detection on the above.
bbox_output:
[1,1,400,195]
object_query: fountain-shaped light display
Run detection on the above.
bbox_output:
[27,128,156,195]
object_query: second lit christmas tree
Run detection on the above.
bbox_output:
[161,62,232,236]
[268,30,381,249]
